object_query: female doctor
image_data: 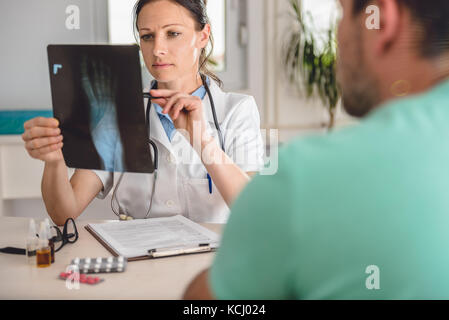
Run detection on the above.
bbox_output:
[22,0,264,226]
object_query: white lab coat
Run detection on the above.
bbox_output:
[93,80,264,223]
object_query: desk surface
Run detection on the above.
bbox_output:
[0,217,222,300]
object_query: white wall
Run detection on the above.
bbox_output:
[0,0,108,110]
[3,197,115,221]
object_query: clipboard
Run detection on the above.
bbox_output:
[85,216,220,262]
[85,224,149,262]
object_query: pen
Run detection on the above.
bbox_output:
[148,243,212,259]
[143,92,158,100]
[207,173,212,194]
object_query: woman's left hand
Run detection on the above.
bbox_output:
[150,89,211,147]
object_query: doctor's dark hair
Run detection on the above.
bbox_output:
[352,0,449,58]
[133,0,222,87]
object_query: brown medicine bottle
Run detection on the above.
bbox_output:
[44,219,55,263]
[36,222,51,268]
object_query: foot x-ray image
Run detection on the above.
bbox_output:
[81,56,124,172]
[48,45,154,174]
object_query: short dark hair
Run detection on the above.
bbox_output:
[353,0,449,58]
[133,0,222,87]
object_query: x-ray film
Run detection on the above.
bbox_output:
[47,45,154,174]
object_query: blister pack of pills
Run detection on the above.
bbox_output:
[69,256,127,274]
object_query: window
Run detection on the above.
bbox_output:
[302,0,341,51]
[107,0,136,45]
[207,0,226,72]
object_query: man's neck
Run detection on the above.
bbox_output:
[378,53,449,104]
[432,53,449,84]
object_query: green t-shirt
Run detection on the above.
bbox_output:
[210,79,449,299]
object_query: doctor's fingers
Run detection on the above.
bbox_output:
[150,93,183,109]
[23,117,59,131]
[22,126,61,142]
[25,135,63,151]
[160,93,191,114]
[27,142,64,159]
[171,98,201,120]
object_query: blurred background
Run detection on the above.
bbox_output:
[0,0,355,219]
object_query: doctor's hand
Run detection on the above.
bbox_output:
[22,117,64,163]
[150,89,212,147]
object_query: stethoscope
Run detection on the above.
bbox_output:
[111,74,225,220]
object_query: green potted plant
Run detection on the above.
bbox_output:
[283,0,340,129]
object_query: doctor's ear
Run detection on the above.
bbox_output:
[198,24,211,49]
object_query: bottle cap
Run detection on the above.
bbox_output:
[38,222,48,246]
[44,218,53,240]
[28,219,37,239]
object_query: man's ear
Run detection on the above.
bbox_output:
[375,0,401,55]
[198,24,211,49]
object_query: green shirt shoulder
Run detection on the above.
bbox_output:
[211,80,449,299]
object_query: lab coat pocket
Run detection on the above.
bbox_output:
[184,178,229,224]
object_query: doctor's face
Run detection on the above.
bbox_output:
[137,0,209,84]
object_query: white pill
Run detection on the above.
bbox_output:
[85,258,91,263]
[83,269,88,274]
[118,256,124,262]
[94,269,99,273]
[83,264,90,270]
[96,257,102,263]
[107,257,113,263]
[73,258,80,264]
[117,263,124,269]
[106,268,111,273]
[106,263,112,269]
[117,268,123,272]
[94,264,101,269]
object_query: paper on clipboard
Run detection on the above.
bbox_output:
[86,215,220,260]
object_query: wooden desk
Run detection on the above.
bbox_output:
[0,217,222,299]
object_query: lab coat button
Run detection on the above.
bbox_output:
[166,154,177,164]
[166,200,175,208]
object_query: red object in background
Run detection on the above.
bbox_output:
[59,271,103,285]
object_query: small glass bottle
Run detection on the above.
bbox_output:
[44,219,55,263]
[36,222,51,268]
[26,219,38,266]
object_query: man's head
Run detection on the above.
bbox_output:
[337,0,449,118]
